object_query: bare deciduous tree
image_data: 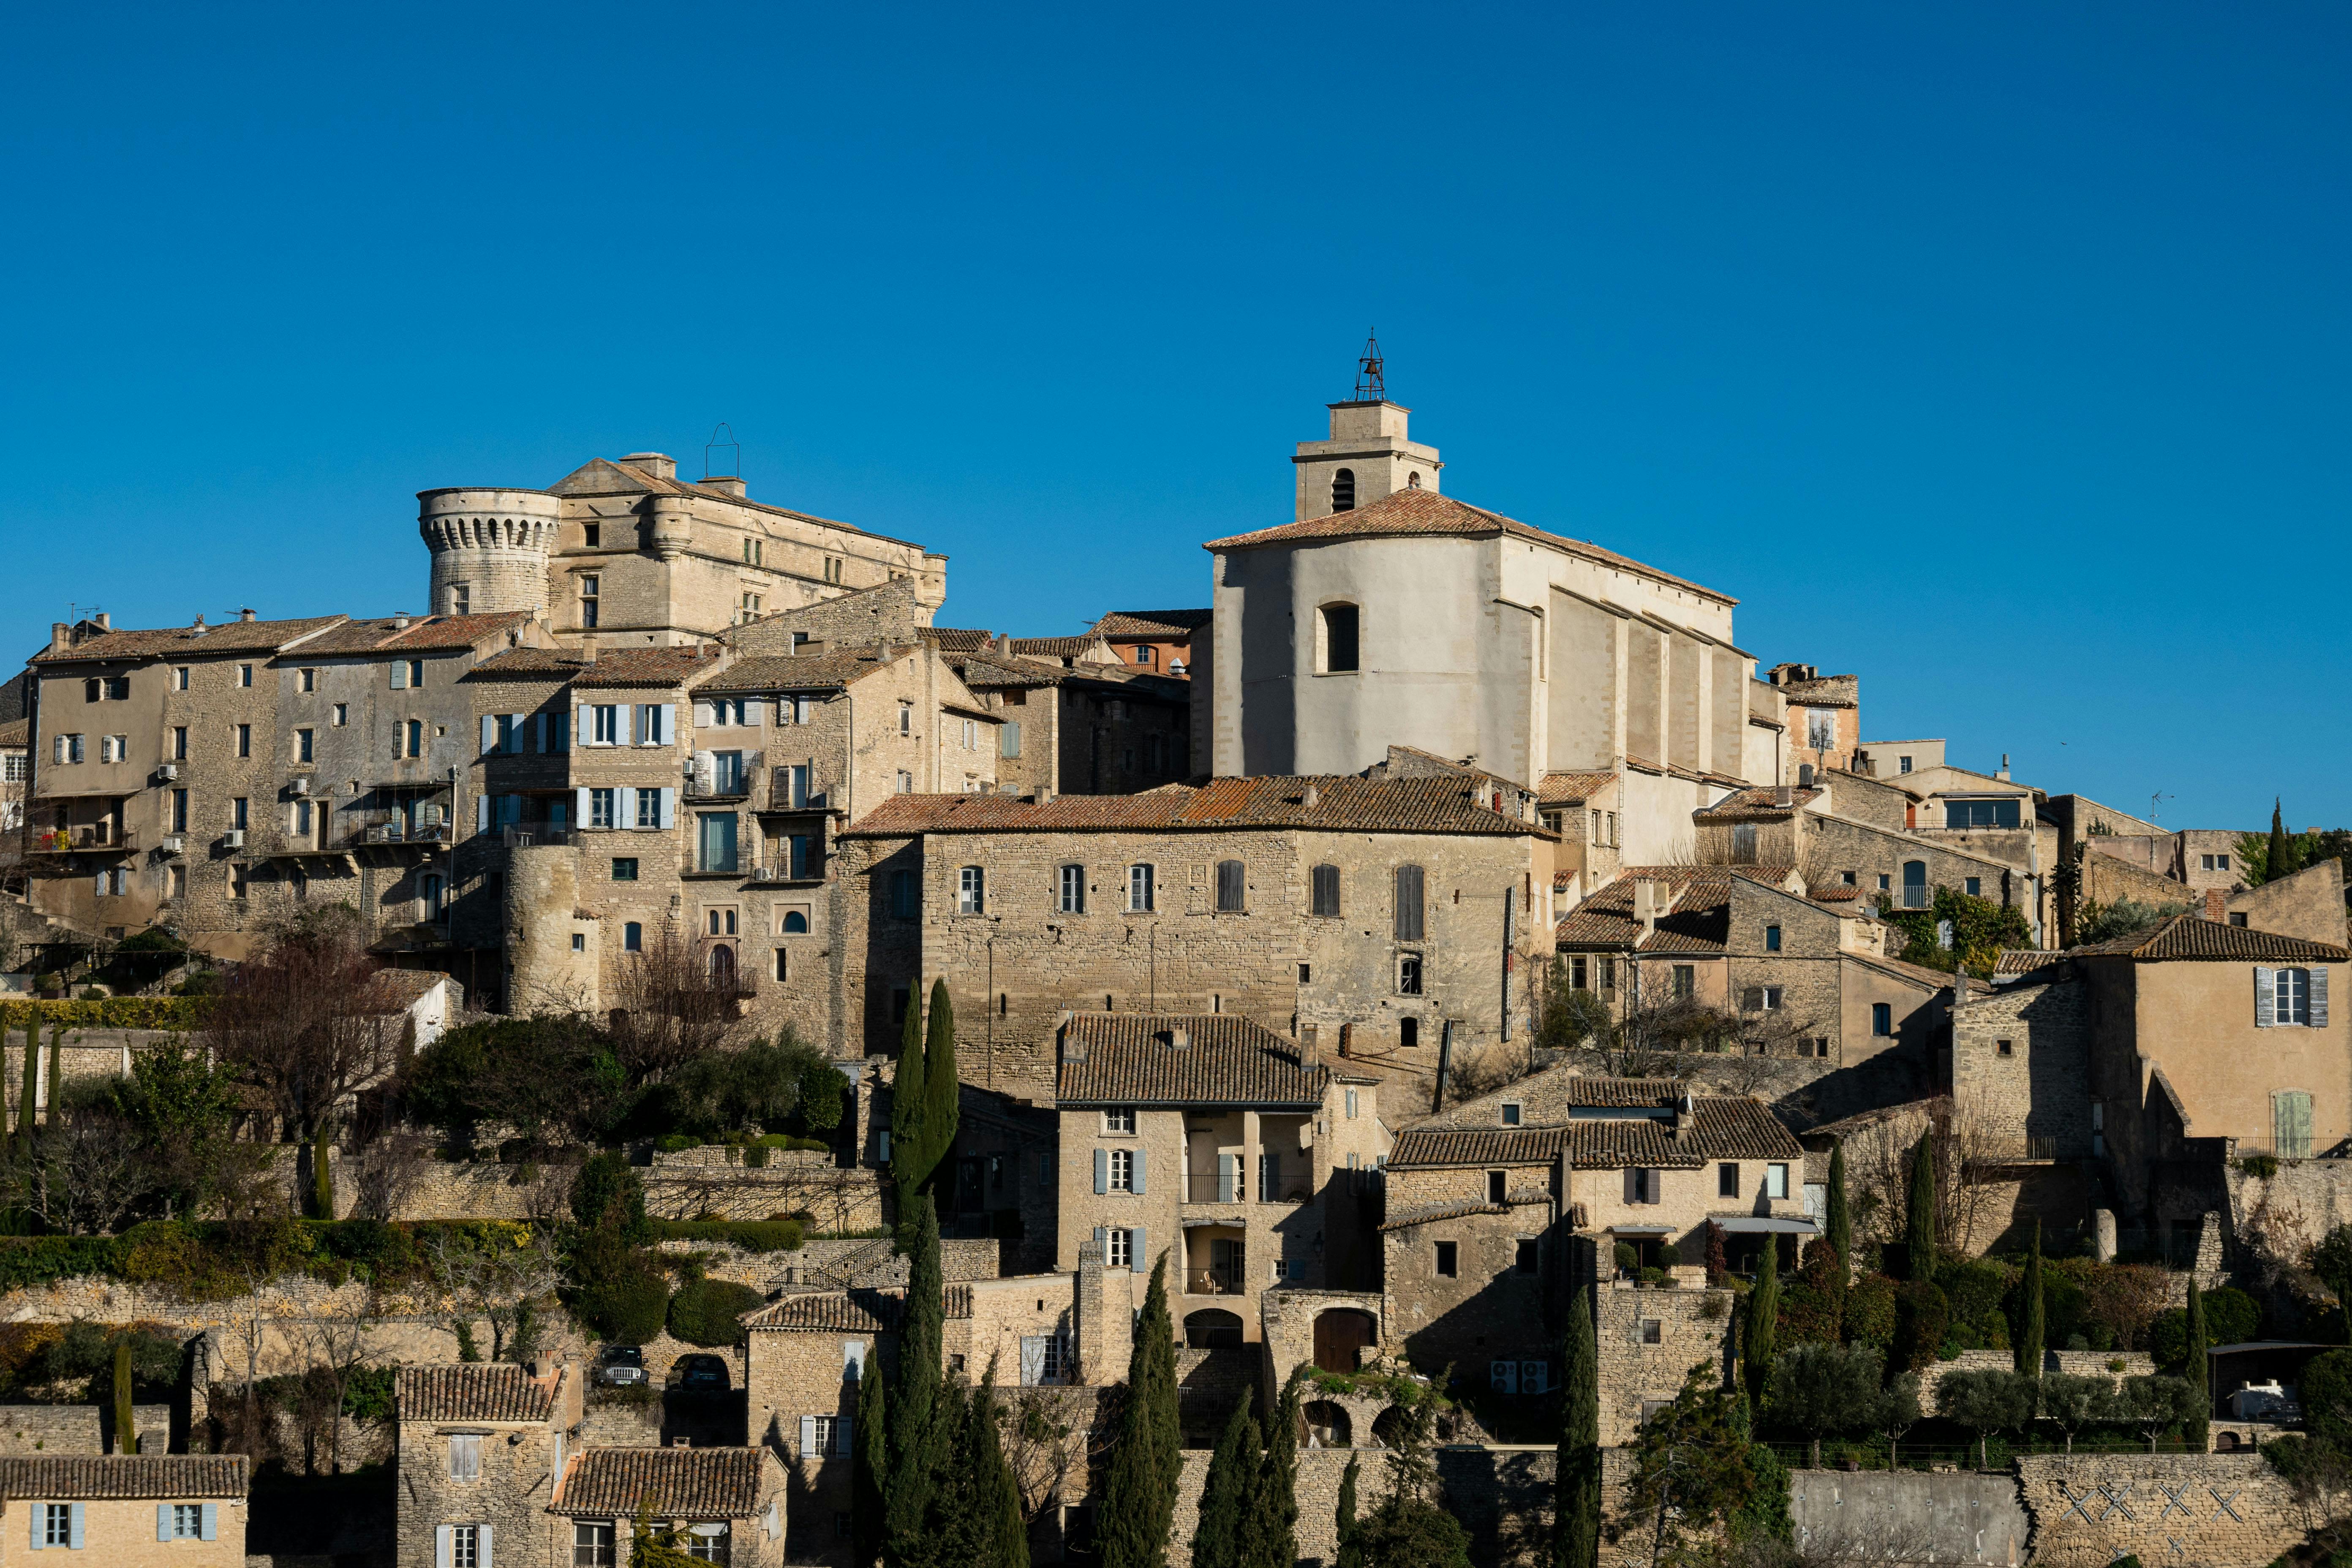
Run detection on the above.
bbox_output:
[422,1225,566,1362]
[604,928,752,1083]
[290,1292,380,1474]
[346,1128,432,1221]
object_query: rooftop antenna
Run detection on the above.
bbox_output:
[704,423,740,482]
[1353,329,1385,402]
[2149,791,2172,824]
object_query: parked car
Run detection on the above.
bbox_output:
[670,1353,730,1392]
[596,1345,647,1387]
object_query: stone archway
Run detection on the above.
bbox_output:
[1184,1309,1244,1349]
[1312,1309,1377,1374]
[1302,1399,1352,1449]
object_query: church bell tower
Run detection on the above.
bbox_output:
[1290,332,1443,521]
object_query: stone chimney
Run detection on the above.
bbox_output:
[1996,753,2011,782]
[2204,888,2227,923]
[1632,879,1665,935]
[237,607,256,622]
[1301,1025,1321,1070]
[1774,785,1794,808]
[699,476,748,498]
[48,623,69,655]
[1168,1026,1190,1051]
[1302,783,1320,808]
[1075,1236,1114,1385]
[92,612,109,631]
[1795,763,1813,788]
[622,452,678,482]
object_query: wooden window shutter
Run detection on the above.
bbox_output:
[1395,865,1425,941]
[2256,966,2277,1028]
[2314,967,2331,1029]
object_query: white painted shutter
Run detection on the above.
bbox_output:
[694,751,716,793]
[2314,967,2331,1029]
[1094,1150,1108,1194]
[391,661,409,689]
[199,1504,216,1542]
[576,787,592,828]
[479,1522,493,1565]
[477,795,491,832]
[1132,1149,1146,1195]
[435,1525,452,1568]
[1020,1336,1046,1386]
[480,715,496,754]
[27,1503,40,1548]
[574,704,589,746]
[695,701,715,727]
[2257,967,2277,1028]
[659,788,676,830]
[799,1416,817,1458]
[158,1505,170,1542]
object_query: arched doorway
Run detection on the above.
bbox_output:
[1371,1405,1411,1450]
[709,944,736,986]
[1312,1309,1376,1374]
[1302,1400,1351,1449]
[1184,1309,1243,1350]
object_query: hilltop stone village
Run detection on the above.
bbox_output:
[0,353,2342,1567]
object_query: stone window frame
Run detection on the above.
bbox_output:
[957,865,986,915]
[1396,953,1424,996]
[1763,923,1781,953]
[1500,1101,1521,1127]
[1485,1170,1507,1204]
[1058,863,1086,915]
[1102,1107,1138,1136]
[1315,602,1361,675]
[1433,1239,1458,1278]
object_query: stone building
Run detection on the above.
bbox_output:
[941,643,1191,800]
[548,1445,786,1568]
[1198,389,1788,822]
[0,717,26,835]
[1051,1013,1383,1345]
[420,450,943,643]
[1381,1073,1804,1384]
[1952,964,2093,1251]
[0,1454,249,1564]
[1766,663,1859,779]
[394,1360,582,1568]
[1553,866,1952,1077]
[1087,608,1211,679]
[831,775,1555,1096]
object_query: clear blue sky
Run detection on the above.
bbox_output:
[5,4,2346,828]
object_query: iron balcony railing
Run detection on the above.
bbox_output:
[1186,1266,1247,1297]
[30,826,135,854]
[1899,885,1933,909]
[1180,1165,1312,1205]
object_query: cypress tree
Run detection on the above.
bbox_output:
[16,1017,35,1150]
[310,1120,335,1220]
[1192,1402,1258,1568]
[1825,1143,1851,1293]
[2270,799,2293,885]
[885,1195,948,1565]
[1100,1252,1181,1568]
[112,1341,134,1454]
[1744,1239,1780,1404]
[1905,1135,1938,1282]
[1334,1454,1364,1568]
[1556,1285,1599,1568]
[920,977,961,1187]
[968,1371,1031,1568]
[855,1351,888,1568]
[1243,1371,1302,1568]
[2016,1220,2046,1380]
[2185,1277,2211,1446]
[891,987,928,1199]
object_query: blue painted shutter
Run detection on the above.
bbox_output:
[1094,1150,1108,1194]
[1131,1149,1146,1195]
[158,1505,171,1542]
[67,1505,81,1549]
[200,1503,216,1542]
[1131,1228,1147,1269]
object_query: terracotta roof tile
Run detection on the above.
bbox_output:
[1538,770,1618,805]
[1554,867,1799,954]
[299,612,537,655]
[551,1446,769,1519]
[31,615,347,664]
[691,651,898,694]
[843,776,1542,841]
[397,1364,561,1424]
[1093,609,1211,638]
[1057,1015,1328,1106]
[945,653,1062,689]
[1200,487,1733,604]
[1388,1097,1798,1170]
[567,645,727,689]
[920,627,996,652]
[2065,914,2350,964]
[743,1289,902,1333]
[1008,635,1111,658]
[1693,786,1822,822]
[0,1455,247,1500]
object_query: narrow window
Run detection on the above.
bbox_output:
[1872,1002,1892,1037]
[898,701,913,736]
[331,703,347,727]
[1127,863,1154,912]
[958,866,985,915]
[235,723,251,758]
[296,728,314,762]
[1059,864,1085,914]
[1400,1016,1419,1048]
[1433,1240,1456,1277]
[623,921,643,952]
[1766,1163,1789,1200]
[1764,924,1781,953]
[1486,1170,1507,1204]
[890,869,919,919]
[1516,1240,1539,1274]
[580,574,600,629]
[1311,864,1341,917]
[172,788,189,832]
[591,789,616,829]
[1398,956,1423,996]
[1330,468,1356,512]
[1215,859,1245,912]
[1394,864,1424,939]
[1718,1162,1739,1197]
[237,664,254,688]
[1319,603,1360,674]
[171,726,188,760]
[173,666,189,690]
[1671,964,1695,998]
[1108,1148,1135,1191]
[583,522,600,548]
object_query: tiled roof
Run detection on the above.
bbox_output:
[1389,1097,1799,1170]
[461,646,586,682]
[691,650,898,694]
[920,627,996,652]
[1537,770,1617,805]
[1693,786,1822,822]
[1773,673,1858,708]
[844,776,1541,840]
[374,969,452,1005]
[1557,1076,1688,1108]
[551,1446,768,1519]
[30,615,346,664]
[2066,914,2351,964]
[1554,867,1799,954]
[1057,1015,1329,1106]
[1846,953,1959,991]
[1008,635,1111,658]
[1379,1199,1507,1232]
[1810,886,1862,903]
[945,653,1062,689]
[567,645,727,689]
[1200,488,1733,605]
[1093,609,1211,638]
[0,1455,248,1500]
[299,612,538,654]
[0,719,26,749]
[743,1289,902,1333]
[397,1363,561,1424]
[1992,949,2064,977]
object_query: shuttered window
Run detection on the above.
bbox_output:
[1311,864,1341,917]
[1215,860,1245,912]
[1394,865,1424,940]
[2274,1091,2314,1159]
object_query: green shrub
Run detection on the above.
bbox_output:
[342,1365,398,1423]
[1892,1281,1950,1373]
[1844,1274,1897,1351]
[571,1152,648,1242]
[654,1133,699,1154]
[646,1219,805,1254]
[2205,1286,2261,1346]
[0,997,211,1031]
[566,1233,671,1345]
[1613,1243,1638,1275]
[2303,1350,2352,1449]
[667,1277,767,1347]
[1936,1256,2013,1339]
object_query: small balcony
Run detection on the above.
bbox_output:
[1898,885,1932,909]
[686,750,762,802]
[30,826,136,855]
[1183,1166,1249,1204]
[767,768,827,812]
[338,814,452,849]
[1185,1266,1248,1297]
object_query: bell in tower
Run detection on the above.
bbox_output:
[1289,331,1444,521]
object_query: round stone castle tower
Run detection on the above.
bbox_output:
[418,487,562,618]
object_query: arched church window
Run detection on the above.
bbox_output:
[1330,468,1356,512]
[1407,471,1422,489]
[1318,604,1359,674]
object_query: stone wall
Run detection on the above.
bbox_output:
[1594,1279,1731,1446]
[1789,1468,2029,1565]
[0,1401,172,1455]
[2015,1452,2303,1568]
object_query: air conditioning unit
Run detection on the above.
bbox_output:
[158,763,178,781]
[223,829,246,849]
[159,836,184,854]
[289,777,311,796]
